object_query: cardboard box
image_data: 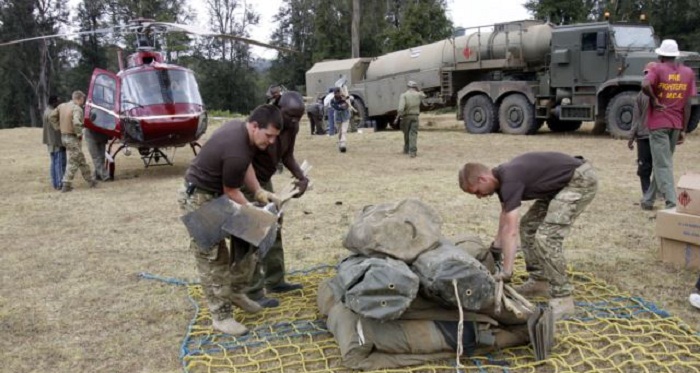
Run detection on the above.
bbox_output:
[676,173,700,216]
[656,209,700,269]
[656,209,700,243]
[658,238,700,269]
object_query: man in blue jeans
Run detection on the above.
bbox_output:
[323,89,336,136]
[42,95,65,190]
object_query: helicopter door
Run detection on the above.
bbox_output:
[85,69,121,138]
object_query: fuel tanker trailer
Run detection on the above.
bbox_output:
[305,20,700,136]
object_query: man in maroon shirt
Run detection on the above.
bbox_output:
[238,91,310,306]
[178,104,282,336]
[641,39,696,210]
[459,152,598,320]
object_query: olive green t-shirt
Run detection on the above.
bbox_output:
[494,152,583,212]
[185,120,256,194]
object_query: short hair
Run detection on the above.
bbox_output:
[458,163,490,190]
[48,95,59,107]
[248,104,283,130]
[333,87,341,94]
[72,91,86,100]
[278,91,305,112]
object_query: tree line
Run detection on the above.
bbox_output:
[2,0,698,129]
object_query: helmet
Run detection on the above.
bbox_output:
[407,80,418,88]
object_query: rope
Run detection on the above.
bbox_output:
[452,278,466,369]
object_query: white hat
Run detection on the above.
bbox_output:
[656,39,680,57]
[407,80,418,88]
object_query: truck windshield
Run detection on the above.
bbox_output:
[612,26,656,49]
[121,69,203,110]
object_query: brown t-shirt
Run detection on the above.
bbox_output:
[185,120,255,194]
[252,119,304,182]
[494,152,583,212]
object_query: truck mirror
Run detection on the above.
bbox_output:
[596,31,607,55]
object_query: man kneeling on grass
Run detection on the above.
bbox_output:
[458,152,598,320]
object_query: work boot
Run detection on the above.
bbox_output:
[89,179,98,188]
[212,318,248,336]
[61,183,73,193]
[268,282,303,293]
[549,296,575,320]
[230,293,263,313]
[409,153,417,158]
[689,293,700,310]
[248,290,280,308]
[514,279,551,298]
[641,202,654,211]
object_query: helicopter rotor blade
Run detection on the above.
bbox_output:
[144,21,297,54]
[0,28,116,47]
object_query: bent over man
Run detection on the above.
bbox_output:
[178,104,282,336]
[49,91,96,192]
[240,91,310,306]
[458,152,597,319]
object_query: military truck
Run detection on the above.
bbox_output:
[305,20,700,136]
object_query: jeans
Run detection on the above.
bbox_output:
[50,148,67,190]
[326,107,336,135]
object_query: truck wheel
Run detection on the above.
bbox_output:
[463,95,498,134]
[352,98,367,129]
[498,94,536,135]
[547,117,582,132]
[605,91,637,138]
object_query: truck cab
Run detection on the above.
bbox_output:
[544,22,700,137]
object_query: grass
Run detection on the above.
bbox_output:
[1,115,699,372]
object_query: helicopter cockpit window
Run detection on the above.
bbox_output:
[121,69,203,111]
[91,74,117,130]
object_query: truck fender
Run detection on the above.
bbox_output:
[456,81,536,119]
[595,77,643,115]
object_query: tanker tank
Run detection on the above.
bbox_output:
[365,21,552,82]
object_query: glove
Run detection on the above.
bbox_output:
[293,177,309,198]
[489,241,503,264]
[254,189,281,206]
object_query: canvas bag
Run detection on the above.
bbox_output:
[342,199,443,263]
[412,240,496,311]
[329,255,420,321]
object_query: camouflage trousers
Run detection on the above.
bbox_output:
[177,183,259,321]
[61,134,93,185]
[401,114,419,155]
[237,180,287,298]
[519,162,598,297]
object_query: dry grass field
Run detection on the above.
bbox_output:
[2,114,700,372]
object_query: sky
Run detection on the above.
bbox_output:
[194,0,532,59]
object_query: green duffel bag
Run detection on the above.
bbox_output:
[330,255,420,321]
[412,240,496,312]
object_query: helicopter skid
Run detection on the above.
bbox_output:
[139,147,175,168]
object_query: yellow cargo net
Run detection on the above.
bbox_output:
[141,264,700,373]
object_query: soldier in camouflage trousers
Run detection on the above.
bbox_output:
[177,185,262,322]
[49,91,96,192]
[459,152,597,320]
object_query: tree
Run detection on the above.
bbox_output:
[524,0,594,24]
[0,0,68,127]
[383,0,453,51]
